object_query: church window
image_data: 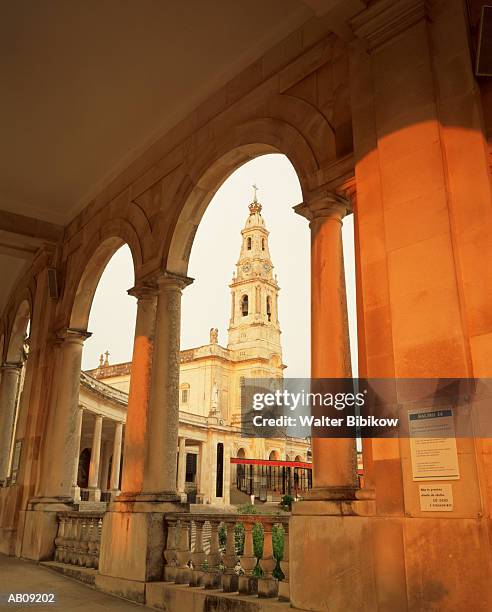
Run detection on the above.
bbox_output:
[262,238,265,250]
[181,388,189,403]
[241,294,249,316]
[247,237,252,250]
[266,296,272,321]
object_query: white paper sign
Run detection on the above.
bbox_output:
[408,408,460,481]
[419,484,454,512]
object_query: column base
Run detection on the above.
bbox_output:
[290,501,492,612]
[87,487,101,502]
[238,574,258,595]
[20,500,73,561]
[114,491,183,504]
[302,485,359,501]
[98,499,186,583]
[221,572,239,592]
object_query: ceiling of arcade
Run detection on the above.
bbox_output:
[0,0,362,329]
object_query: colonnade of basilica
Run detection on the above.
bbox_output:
[1,2,492,609]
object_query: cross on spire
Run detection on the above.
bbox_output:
[252,183,259,202]
[249,184,262,214]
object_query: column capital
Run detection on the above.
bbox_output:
[294,190,352,224]
[129,271,193,298]
[351,0,428,52]
[0,361,24,372]
[127,282,159,300]
[54,328,92,344]
[156,271,194,291]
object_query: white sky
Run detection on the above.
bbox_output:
[82,154,357,377]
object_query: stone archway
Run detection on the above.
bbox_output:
[165,121,327,278]
[38,238,137,501]
[68,235,138,332]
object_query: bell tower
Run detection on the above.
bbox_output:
[227,187,282,363]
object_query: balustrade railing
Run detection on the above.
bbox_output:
[54,512,103,569]
[163,512,290,600]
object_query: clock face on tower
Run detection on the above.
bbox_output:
[263,263,270,273]
[242,263,251,274]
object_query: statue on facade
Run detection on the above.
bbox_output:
[210,327,218,344]
[209,381,223,424]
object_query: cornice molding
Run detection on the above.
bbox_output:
[351,0,428,52]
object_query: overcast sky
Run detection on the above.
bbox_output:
[82,154,357,377]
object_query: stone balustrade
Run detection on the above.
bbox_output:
[54,512,103,569]
[163,512,290,600]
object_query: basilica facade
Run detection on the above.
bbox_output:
[76,195,310,507]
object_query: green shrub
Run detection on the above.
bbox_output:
[280,494,294,510]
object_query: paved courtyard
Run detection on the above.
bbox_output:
[0,555,144,611]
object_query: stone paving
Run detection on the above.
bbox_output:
[0,554,144,611]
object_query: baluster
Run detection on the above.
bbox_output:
[73,518,82,566]
[68,517,77,565]
[203,519,221,589]
[62,517,72,564]
[278,522,289,601]
[238,520,258,595]
[190,519,206,587]
[54,515,65,563]
[175,519,191,584]
[78,518,88,567]
[258,519,278,598]
[87,518,97,568]
[163,518,178,582]
[221,520,239,592]
[94,518,102,570]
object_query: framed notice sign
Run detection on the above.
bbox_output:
[408,408,460,481]
[419,484,454,511]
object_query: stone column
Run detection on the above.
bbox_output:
[40,328,91,500]
[141,273,192,498]
[71,406,84,501]
[0,363,22,483]
[98,272,192,588]
[295,193,358,498]
[223,441,231,505]
[110,421,123,494]
[88,414,103,501]
[177,437,187,501]
[99,440,111,493]
[198,440,208,503]
[120,284,157,495]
